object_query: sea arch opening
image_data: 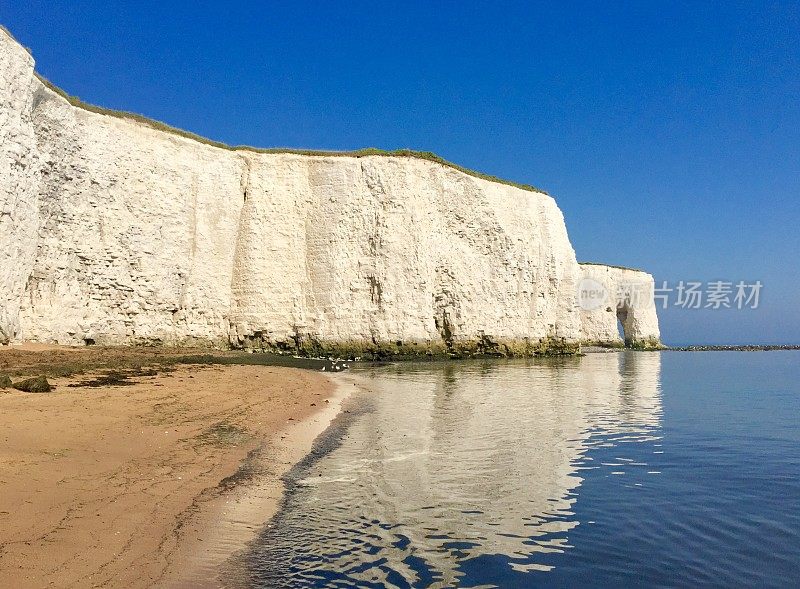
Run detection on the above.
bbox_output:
[616,301,634,346]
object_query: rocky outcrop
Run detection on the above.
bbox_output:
[577,263,661,349]
[0,28,661,355]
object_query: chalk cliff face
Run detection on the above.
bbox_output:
[0,29,661,354]
[578,264,661,349]
[1,31,40,344]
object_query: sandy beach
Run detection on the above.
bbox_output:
[0,346,343,588]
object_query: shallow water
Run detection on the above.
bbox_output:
[243,351,800,588]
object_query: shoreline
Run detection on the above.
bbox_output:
[163,373,355,588]
[0,345,350,589]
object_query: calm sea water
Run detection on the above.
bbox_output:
[241,351,800,588]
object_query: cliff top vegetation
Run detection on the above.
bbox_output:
[32,69,547,195]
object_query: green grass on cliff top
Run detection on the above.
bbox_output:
[31,70,546,195]
[1,23,545,193]
[578,261,645,272]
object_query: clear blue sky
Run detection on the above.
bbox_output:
[3,1,798,345]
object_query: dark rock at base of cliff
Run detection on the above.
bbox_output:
[0,374,12,388]
[235,334,581,361]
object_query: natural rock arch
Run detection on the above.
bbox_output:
[578,263,662,349]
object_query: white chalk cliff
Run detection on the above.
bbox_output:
[0,28,660,355]
[578,264,661,348]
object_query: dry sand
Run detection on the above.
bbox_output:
[0,345,344,588]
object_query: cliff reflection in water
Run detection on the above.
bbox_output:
[247,352,662,588]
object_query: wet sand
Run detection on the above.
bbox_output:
[0,345,341,588]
